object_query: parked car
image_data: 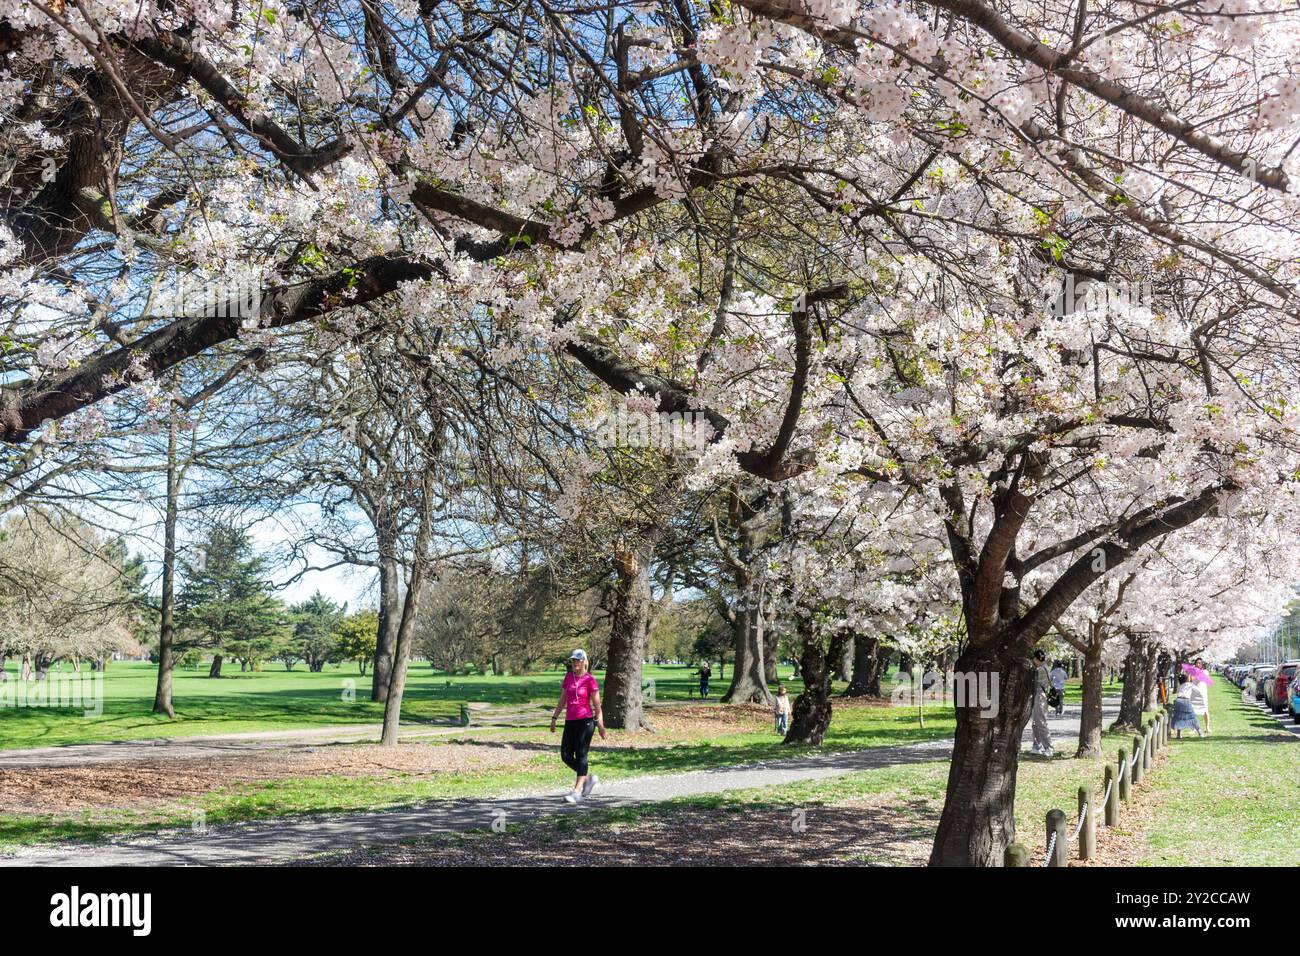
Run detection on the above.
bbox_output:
[1288,676,1300,722]
[1248,666,1275,701]
[1265,661,1300,713]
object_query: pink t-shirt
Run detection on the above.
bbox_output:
[563,671,599,720]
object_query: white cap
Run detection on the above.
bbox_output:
[569,648,587,661]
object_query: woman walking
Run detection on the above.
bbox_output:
[550,649,607,803]
[1171,674,1204,738]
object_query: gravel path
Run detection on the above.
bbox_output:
[0,698,1115,867]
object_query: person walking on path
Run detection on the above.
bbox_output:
[550,649,607,803]
[1030,649,1054,756]
[773,684,792,735]
[1049,660,1068,716]
[1171,674,1204,738]
[698,662,712,699]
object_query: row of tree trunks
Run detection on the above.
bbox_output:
[602,530,661,732]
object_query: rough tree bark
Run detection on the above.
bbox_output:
[723,599,770,704]
[929,641,1035,866]
[844,635,887,697]
[370,517,400,702]
[208,654,223,678]
[832,635,854,682]
[1076,628,1105,758]
[602,531,660,731]
[785,624,849,745]
[1113,634,1148,733]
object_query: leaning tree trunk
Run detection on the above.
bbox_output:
[929,641,1035,866]
[1076,632,1105,758]
[844,635,886,697]
[208,654,223,678]
[1113,635,1147,733]
[722,600,771,704]
[602,533,659,731]
[370,521,400,701]
[785,625,848,745]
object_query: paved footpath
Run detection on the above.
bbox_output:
[0,699,1115,867]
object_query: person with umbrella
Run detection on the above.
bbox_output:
[1181,658,1213,735]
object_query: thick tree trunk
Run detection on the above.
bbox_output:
[785,625,846,745]
[370,521,400,702]
[832,635,854,682]
[603,533,658,731]
[844,635,886,697]
[1076,636,1104,758]
[1113,636,1147,733]
[722,601,770,704]
[208,654,223,678]
[763,622,779,684]
[153,419,179,718]
[929,641,1034,866]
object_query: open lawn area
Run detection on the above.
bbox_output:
[0,660,810,750]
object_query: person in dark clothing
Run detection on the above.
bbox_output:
[698,662,712,699]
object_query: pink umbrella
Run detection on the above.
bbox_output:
[1180,662,1214,685]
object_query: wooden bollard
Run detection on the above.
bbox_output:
[1131,735,1144,784]
[1118,747,1131,801]
[1078,785,1096,861]
[1146,724,1155,766]
[1004,842,1031,867]
[1104,764,1119,826]
[1046,809,1068,867]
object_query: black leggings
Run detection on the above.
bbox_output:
[561,718,596,777]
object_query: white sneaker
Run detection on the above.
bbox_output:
[582,774,598,797]
[563,790,583,804]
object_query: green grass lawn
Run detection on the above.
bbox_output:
[1129,680,1299,866]
[0,659,806,751]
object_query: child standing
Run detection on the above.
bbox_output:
[774,685,792,735]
